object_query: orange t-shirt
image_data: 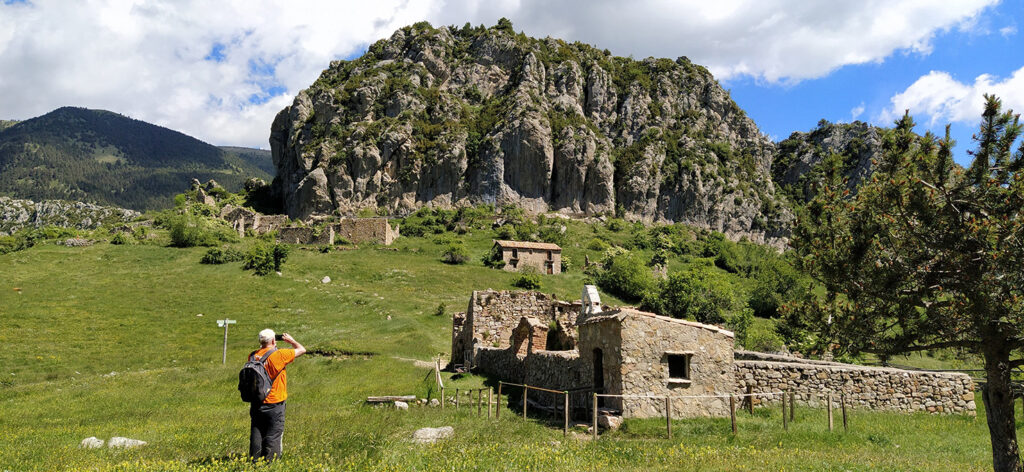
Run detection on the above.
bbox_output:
[252,347,296,404]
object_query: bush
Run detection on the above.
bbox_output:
[746,328,784,353]
[167,214,237,248]
[595,251,656,302]
[538,224,566,246]
[110,233,131,245]
[587,238,610,251]
[512,273,541,289]
[495,225,517,240]
[727,308,754,347]
[243,243,289,275]
[481,244,505,269]
[655,266,739,324]
[434,302,447,317]
[201,247,243,264]
[441,242,469,264]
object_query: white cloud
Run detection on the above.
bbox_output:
[0,0,999,147]
[1000,25,1018,37]
[879,67,1024,126]
[850,103,866,121]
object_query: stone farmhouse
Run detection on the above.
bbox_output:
[492,240,562,274]
[452,288,976,419]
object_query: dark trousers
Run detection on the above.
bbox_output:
[249,401,286,462]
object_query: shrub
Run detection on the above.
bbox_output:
[131,226,149,241]
[434,302,447,317]
[727,308,754,347]
[200,247,243,264]
[538,224,566,246]
[110,233,131,245]
[481,244,505,269]
[605,218,625,232]
[167,214,237,248]
[441,242,469,264]
[512,273,541,289]
[746,327,784,353]
[495,225,516,240]
[655,266,739,324]
[587,238,610,251]
[595,251,656,302]
[243,243,289,275]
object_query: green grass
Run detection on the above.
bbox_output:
[0,229,1006,471]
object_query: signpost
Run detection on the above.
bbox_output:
[217,319,236,364]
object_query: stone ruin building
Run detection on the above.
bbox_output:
[492,240,562,275]
[218,205,399,246]
[452,288,977,420]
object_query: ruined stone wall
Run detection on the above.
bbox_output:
[254,214,288,234]
[474,347,524,383]
[735,357,976,415]
[501,247,561,274]
[451,290,581,365]
[618,311,735,418]
[277,226,334,245]
[332,218,399,245]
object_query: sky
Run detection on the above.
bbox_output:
[0,0,1020,165]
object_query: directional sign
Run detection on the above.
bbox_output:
[217,319,237,364]
[217,319,236,328]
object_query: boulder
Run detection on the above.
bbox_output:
[412,426,453,444]
[321,276,331,284]
[597,414,622,430]
[394,401,409,410]
[429,398,440,407]
[107,437,147,448]
[80,437,104,448]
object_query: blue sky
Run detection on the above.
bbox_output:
[0,0,1019,153]
[726,0,1023,165]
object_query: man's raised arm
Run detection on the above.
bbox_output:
[281,333,306,357]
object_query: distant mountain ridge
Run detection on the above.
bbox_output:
[0,107,271,210]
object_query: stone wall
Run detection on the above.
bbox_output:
[735,354,976,415]
[474,347,585,407]
[332,218,400,245]
[500,247,562,274]
[277,226,334,245]
[254,214,288,234]
[451,290,581,366]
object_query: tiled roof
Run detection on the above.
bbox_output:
[493,240,562,250]
[580,307,735,338]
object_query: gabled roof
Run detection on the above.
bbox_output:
[580,308,735,338]
[493,240,562,250]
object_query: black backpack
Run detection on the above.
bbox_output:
[238,347,279,403]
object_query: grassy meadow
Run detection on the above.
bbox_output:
[0,218,1003,471]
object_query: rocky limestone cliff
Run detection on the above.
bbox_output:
[271,21,792,245]
[773,120,882,203]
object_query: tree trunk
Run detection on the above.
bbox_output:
[983,346,1023,472]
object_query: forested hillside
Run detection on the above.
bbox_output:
[0,107,270,210]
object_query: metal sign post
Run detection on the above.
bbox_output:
[217,319,236,364]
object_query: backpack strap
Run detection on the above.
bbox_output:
[257,347,282,383]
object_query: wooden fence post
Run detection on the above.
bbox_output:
[477,389,483,416]
[488,388,493,418]
[841,394,848,432]
[827,393,834,432]
[747,385,754,414]
[455,388,460,409]
[592,393,599,440]
[523,386,528,419]
[782,392,788,431]
[496,383,503,419]
[730,395,737,434]
[440,387,445,410]
[564,392,570,437]
[665,396,672,439]
[789,391,795,421]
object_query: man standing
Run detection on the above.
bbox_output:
[248,329,305,462]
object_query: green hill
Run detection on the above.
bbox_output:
[0,107,271,210]
[219,146,274,175]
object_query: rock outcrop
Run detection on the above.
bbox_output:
[772,120,882,203]
[271,21,792,246]
[0,196,140,236]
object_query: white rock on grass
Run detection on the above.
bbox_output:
[412,426,453,444]
[394,401,409,410]
[597,415,623,430]
[80,437,104,448]
[107,437,147,448]
[321,276,331,284]
[429,399,440,407]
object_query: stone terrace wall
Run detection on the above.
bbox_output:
[736,358,976,415]
[278,226,334,245]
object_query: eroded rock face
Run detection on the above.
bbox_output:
[773,120,882,203]
[272,22,792,246]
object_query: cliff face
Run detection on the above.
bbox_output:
[271,22,791,245]
[773,120,882,203]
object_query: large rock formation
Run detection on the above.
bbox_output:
[271,21,792,245]
[0,196,140,236]
[773,120,882,203]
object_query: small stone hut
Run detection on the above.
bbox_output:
[492,240,562,274]
[331,218,400,245]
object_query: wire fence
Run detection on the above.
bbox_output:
[437,380,855,439]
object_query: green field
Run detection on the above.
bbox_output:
[0,225,1004,471]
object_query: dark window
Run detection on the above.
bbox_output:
[667,353,691,380]
[511,248,518,259]
[547,250,552,260]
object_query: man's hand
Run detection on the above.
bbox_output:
[281,333,306,357]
